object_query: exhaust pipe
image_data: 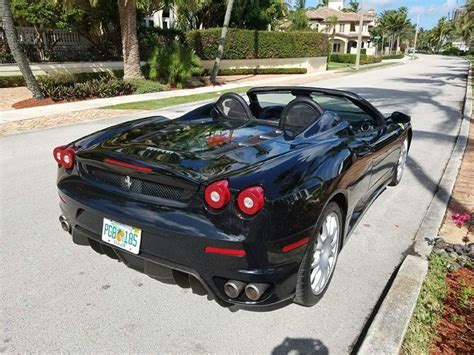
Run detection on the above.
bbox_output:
[224,280,246,299]
[245,283,270,301]
[59,215,71,233]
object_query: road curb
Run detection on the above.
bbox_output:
[413,62,472,258]
[358,62,472,354]
[358,255,428,354]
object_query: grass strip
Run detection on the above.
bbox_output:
[328,61,398,72]
[103,86,251,110]
[402,254,450,354]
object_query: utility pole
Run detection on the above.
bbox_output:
[413,13,420,54]
[355,0,364,70]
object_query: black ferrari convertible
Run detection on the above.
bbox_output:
[54,86,411,308]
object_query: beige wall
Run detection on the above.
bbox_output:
[200,57,328,74]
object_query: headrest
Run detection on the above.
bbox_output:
[279,97,323,138]
[213,93,253,121]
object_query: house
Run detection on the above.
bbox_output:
[306,0,377,55]
[142,6,177,29]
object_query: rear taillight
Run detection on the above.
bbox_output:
[237,186,265,216]
[53,145,66,164]
[53,145,76,169]
[204,180,230,209]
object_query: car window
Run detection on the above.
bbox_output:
[255,92,295,108]
[311,93,378,132]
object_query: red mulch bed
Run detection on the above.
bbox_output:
[431,267,474,354]
[12,97,56,109]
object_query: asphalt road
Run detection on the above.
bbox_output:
[0,55,469,354]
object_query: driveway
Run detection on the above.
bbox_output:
[0,55,468,354]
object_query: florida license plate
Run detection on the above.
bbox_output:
[101,218,142,255]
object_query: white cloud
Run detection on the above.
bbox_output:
[409,0,457,16]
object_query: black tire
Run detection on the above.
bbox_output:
[294,202,343,307]
[389,138,408,186]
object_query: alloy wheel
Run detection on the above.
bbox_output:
[397,139,408,182]
[310,212,340,295]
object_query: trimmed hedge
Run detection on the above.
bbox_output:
[382,54,405,60]
[201,67,307,76]
[329,53,382,65]
[330,53,367,63]
[187,28,328,60]
[0,70,124,89]
[361,55,382,64]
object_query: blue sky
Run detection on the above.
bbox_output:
[305,0,464,29]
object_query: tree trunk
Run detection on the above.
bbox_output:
[396,35,400,53]
[118,0,144,79]
[0,0,44,99]
[210,0,235,84]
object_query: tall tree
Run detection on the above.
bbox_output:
[210,0,234,83]
[118,0,144,79]
[0,0,43,98]
[456,0,473,48]
[342,0,359,13]
[326,15,338,55]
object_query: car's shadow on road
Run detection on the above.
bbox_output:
[272,337,328,355]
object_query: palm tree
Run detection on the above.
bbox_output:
[118,0,144,79]
[343,0,359,13]
[210,0,235,83]
[456,0,473,48]
[433,16,455,52]
[326,15,338,55]
[316,0,328,8]
[0,0,43,98]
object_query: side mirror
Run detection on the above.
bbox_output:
[385,111,411,125]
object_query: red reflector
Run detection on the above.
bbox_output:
[104,158,152,173]
[282,237,310,253]
[205,246,246,257]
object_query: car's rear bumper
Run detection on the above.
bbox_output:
[58,188,310,308]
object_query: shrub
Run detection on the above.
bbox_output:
[146,42,202,88]
[139,27,186,59]
[329,53,367,63]
[201,67,307,75]
[38,75,134,101]
[0,75,26,87]
[0,70,125,88]
[361,55,382,64]
[382,54,405,60]
[126,79,166,94]
[186,28,329,60]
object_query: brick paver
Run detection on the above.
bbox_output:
[0,109,142,136]
[0,87,32,110]
[439,114,474,244]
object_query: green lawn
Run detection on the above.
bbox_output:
[107,60,400,111]
[402,255,450,354]
[104,86,251,111]
[327,62,353,70]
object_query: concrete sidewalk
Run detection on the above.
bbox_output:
[0,59,407,124]
[0,71,332,124]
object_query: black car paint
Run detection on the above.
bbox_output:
[56,87,411,308]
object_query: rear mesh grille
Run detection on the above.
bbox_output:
[82,165,184,200]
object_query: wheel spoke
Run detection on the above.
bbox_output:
[310,211,341,294]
